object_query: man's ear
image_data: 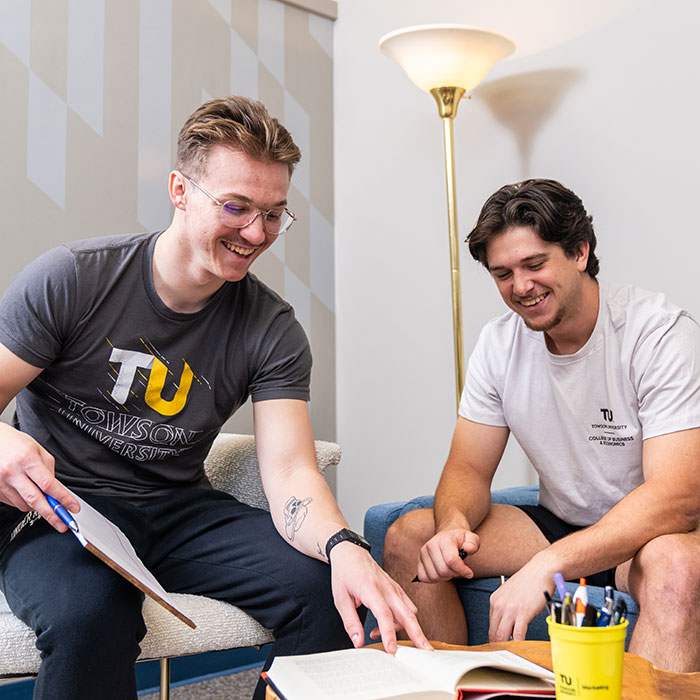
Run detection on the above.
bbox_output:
[169,171,187,211]
[575,241,590,272]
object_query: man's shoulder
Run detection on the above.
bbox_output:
[601,280,696,334]
[479,308,535,344]
[240,273,295,315]
[61,232,155,259]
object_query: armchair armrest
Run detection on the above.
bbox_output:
[203,433,341,511]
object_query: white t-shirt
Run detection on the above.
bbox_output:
[459,281,700,526]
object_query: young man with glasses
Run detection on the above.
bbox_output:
[0,95,430,700]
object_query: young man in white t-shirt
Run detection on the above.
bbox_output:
[384,179,700,673]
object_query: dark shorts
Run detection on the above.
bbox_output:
[515,504,617,589]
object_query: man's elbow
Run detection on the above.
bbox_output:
[676,496,700,533]
[681,509,700,532]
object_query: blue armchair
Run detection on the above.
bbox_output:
[363,486,639,649]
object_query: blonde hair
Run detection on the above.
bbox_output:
[176,95,301,177]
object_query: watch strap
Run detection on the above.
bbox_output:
[325,528,371,562]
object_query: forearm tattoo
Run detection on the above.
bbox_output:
[283,495,312,541]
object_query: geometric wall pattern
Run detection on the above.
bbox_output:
[0,0,336,442]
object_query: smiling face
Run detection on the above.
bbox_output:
[171,144,291,289]
[486,226,590,335]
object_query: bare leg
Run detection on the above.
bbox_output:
[383,508,468,643]
[383,505,550,644]
[616,528,700,672]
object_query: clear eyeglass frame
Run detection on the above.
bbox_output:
[182,174,296,235]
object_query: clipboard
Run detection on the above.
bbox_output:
[66,489,196,629]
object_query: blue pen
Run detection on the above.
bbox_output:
[43,492,79,533]
[598,587,615,626]
[597,606,612,627]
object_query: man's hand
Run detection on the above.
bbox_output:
[415,528,480,583]
[0,422,79,532]
[488,558,554,642]
[329,541,433,653]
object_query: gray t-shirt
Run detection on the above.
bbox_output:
[0,232,311,499]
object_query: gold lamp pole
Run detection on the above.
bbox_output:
[379,25,515,411]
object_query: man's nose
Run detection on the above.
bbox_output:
[512,270,534,296]
[239,211,267,244]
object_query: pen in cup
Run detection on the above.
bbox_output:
[612,598,627,626]
[553,572,568,601]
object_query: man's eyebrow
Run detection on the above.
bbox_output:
[488,253,549,272]
[220,192,288,207]
[521,253,549,263]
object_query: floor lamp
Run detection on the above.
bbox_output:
[379,25,515,411]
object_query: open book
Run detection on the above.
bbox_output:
[263,645,555,700]
[66,489,196,628]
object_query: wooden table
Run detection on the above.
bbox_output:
[265,640,700,699]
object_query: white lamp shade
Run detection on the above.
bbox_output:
[379,24,515,94]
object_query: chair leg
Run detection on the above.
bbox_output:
[159,658,170,700]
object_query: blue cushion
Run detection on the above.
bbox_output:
[363,486,638,648]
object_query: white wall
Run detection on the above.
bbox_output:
[334,0,700,529]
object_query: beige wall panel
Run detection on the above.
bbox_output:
[309,292,336,442]
[30,0,68,100]
[230,0,259,53]
[102,0,143,234]
[257,62,285,123]
[65,113,117,237]
[171,0,232,165]
[284,184,310,287]
[2,178,68,295]
[65,112,140,239]
[65,1,142,238]
[283,6,333,222]
[0,46,32,294]
[0,46,70,289]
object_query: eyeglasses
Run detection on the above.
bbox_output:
[182,174,296,235]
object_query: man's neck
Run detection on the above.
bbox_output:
[152,227,225,314]
[544,276,600,356]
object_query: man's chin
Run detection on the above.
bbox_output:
[520,311,563,333]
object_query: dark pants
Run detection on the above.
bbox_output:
[515,504,617,588]
[0,488,351,700]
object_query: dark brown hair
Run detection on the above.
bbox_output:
[467,179,599,278]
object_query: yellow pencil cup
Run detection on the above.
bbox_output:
[547,616,628,699]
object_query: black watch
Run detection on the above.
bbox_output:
[325,528,371,562]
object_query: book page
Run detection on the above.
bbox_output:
[393,647,554,691]
[456,667,555,692]
[67,489,195,628]
[266,647,454,699]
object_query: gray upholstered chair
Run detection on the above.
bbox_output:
[0,433,341,699]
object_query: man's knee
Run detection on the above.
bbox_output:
[22,570,146,663]
[266,554,349,654]
[630,532,700,605]
[262,549,337,625]
[384,508,435,571]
